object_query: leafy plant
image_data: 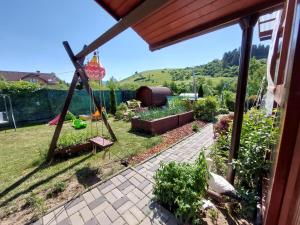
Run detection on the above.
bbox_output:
[46,181,66,198]
[153,151,209,224]
[57,128,98,148]
[208,208,219,225]
[213,113,234,138]
[192,123,199,132]
[193,96,219,122]
[210,109,279,217]
[24,192,46,218]
[137,106,186,121]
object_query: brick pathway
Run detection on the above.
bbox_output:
[34,124,213,225]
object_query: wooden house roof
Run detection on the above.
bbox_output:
[95,0,284,51]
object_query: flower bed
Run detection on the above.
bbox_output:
[132,110,194,135]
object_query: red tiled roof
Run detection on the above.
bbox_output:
[0,70,59,84]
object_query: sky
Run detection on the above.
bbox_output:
[0,0,265,82]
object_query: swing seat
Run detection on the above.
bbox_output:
[89,136,113,148]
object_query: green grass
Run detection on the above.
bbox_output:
[0,119,161,219]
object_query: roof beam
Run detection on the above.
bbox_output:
[150,0,284,51]
[76,0,172,60]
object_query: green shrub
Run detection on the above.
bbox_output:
[153,151,209,224]
[117,103,128,112]
[247,95,258,109]
[115,103,128,120]
[109,87,117,115]
[223,91,235,111]
[0,80,40,94]
[210,109,279,217]
[193,96,219,122]
[115,110,124,120]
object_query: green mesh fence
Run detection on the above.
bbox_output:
[0,89,135,125]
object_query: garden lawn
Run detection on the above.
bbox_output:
[0,119,161,223]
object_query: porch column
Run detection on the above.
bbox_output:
[226,15,258,184]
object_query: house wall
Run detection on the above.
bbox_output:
[22,76,47,85]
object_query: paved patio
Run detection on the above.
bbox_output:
[34,124,214,225]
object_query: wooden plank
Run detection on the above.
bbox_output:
[264,2,300,223]
[63,41,118,142]
[116,0,142,18]
[150,0,283,51]
[148,0,272,44]
[90,136,113,148]
[226,15,258,184]
[76,0,172,59]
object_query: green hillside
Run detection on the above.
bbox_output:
[118,45,268,94]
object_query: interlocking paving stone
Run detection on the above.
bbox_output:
[92,201,110,216]
[66,200,87,216]
[57,218,71,225]
[137,179,151,191]
[79,206,94,222]
[69,212,84,225]
[96,211,111,225]
[37,125,214,225]
[117,180,132,191]
[103,205,120,222]
[111,217,126,225]
[90,188,102,199]
[84,218,99,225]
[122,211,139,225]
[129,205,146,222]
[83,192,95,204]
[88,196,107,210]
[43,212,55,225]
[116,200,134,214]
[120,168,132,176]
[112,196,129,209]
[65,196,84,209]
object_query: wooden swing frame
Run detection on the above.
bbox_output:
[47,42,117,161]
[46,0,171,161]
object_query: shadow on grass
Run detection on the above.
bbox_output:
[128,129,156,138]
[75,166,101,188]
[0,154,92,207]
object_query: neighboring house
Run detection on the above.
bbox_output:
[0,70,59,85]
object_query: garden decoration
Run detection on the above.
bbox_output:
[85,52,114,150]
[72,118,87,129]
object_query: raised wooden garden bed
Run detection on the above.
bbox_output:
[131,110,194,135]
[178,110,194,126]
[54,142,92,157]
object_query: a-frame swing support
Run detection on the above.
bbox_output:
[47,0,171,161]
[47,42,117,161]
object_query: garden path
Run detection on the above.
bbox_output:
[34,124,214,225]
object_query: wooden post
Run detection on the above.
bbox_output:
[47,72,80,161]
[226,15,258,184]
[63,41,117,141]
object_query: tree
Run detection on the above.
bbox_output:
[198,84,204,97]
[247,58,267,96]
[108,77,117,115]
